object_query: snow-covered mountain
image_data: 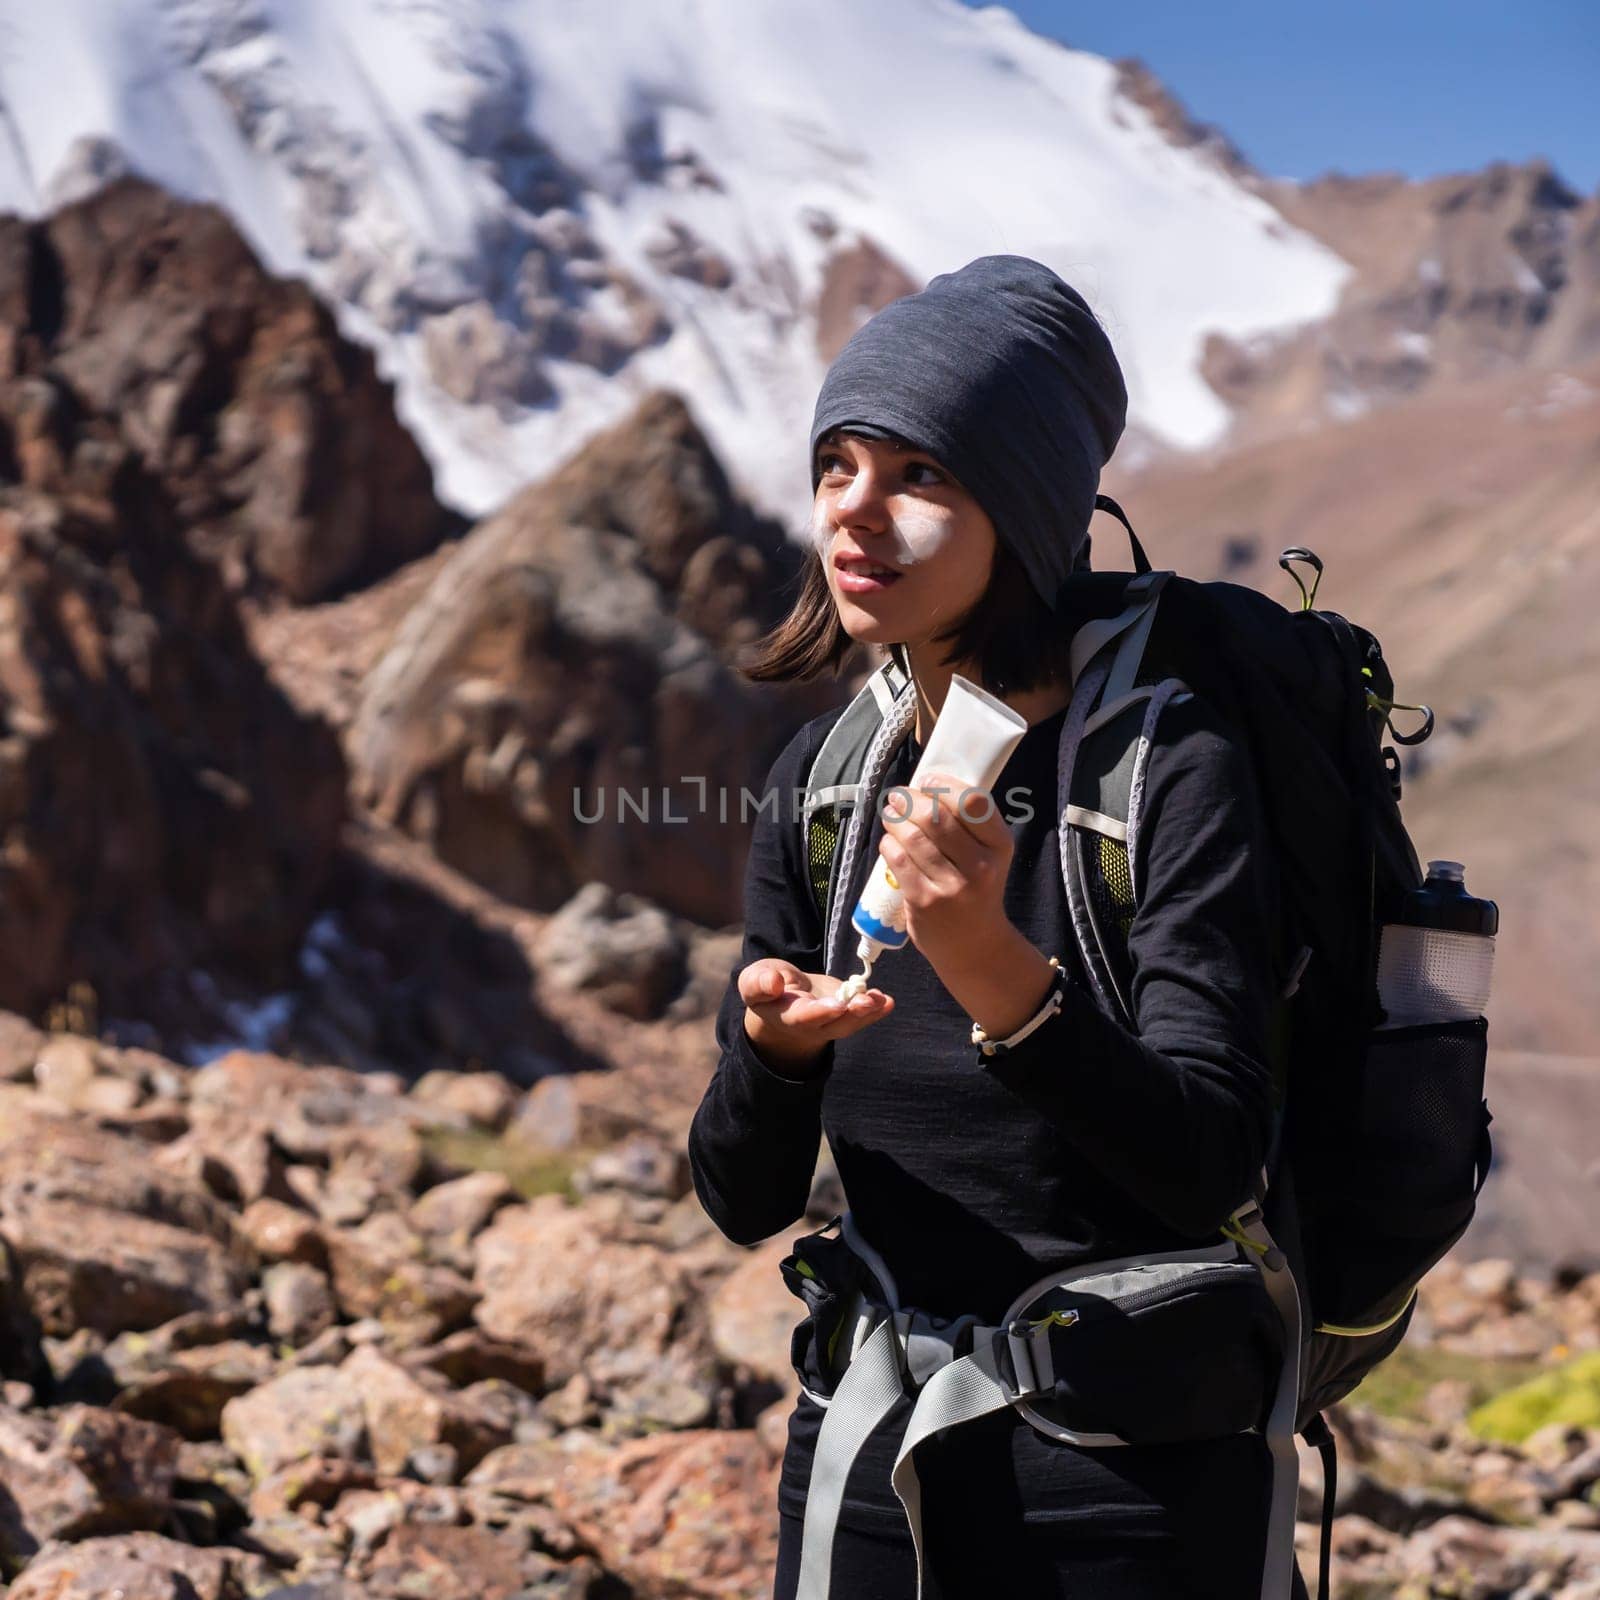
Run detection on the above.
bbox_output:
[0,0,1352,522]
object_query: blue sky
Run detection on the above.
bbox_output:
[996,1,1599,193]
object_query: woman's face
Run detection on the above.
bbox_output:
[809,429,995,653]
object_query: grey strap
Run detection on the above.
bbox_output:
[1124,676,1190,900]
[1004,1239,1242,1309]
[1228,1203,1304,1600]
[841,1210,902,1311]
[1063,804,1128,842]
[1081,685,1155,740]
[1067,572,1168,686]
[823,684,917,979]
[1068,594,1146,684]
[867,667,900,714]
[803,663,906,926]
[1058,656,1128,1022]
[896,1308,982,1387]
[794,1316,907,1600]
[1100,572,1170,705]
[889,1334,1017,1598]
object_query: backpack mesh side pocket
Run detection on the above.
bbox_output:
[806,804,842,928]
[1094,834,1136,942]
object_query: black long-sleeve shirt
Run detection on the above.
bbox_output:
[688,685,1284,1537]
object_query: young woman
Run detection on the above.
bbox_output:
[688,256,1306,1599]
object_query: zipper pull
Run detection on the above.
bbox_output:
[1026,1308,1081,1332]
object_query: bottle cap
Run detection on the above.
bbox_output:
[1400,861,1498,936]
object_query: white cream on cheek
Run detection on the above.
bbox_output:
[807,497,958,569]
[805,498,833,557]
[881,503,957,568]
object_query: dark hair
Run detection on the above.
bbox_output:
[736,530,1084,697]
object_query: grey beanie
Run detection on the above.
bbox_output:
[808,254,1128,610]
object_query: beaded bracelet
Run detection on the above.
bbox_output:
[969,956,1066,1058]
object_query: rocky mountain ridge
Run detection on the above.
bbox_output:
[1209,159,1600,449]
[0,0,1353,516]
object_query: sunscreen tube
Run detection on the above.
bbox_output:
[835,674,1028,1000]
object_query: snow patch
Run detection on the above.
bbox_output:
[1510,255,1545,295]
[1326,388,1371,423]
[179,989,296,1066]
[0,0,1354,525]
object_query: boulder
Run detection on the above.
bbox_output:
[408,1071,516,1131]
[548,1428,780,1599]
[709,1238,800,1388]
[534,883,687,1021]
[263,1263,338,1347]
[219,1367,367,1483]
[112,1343,278,1441]
[0,176,449,603]
[353,1521,528,1600]
[1393,1514,1600,1596]
[0,1232,46,1385]
[324,1214,477,1348]
[408,1173,516,1270]
[7,1531,257,1599]
[238,1201,327,1267]
[574,1131,691,1202]
[0,1114,253,1337]
[0,1405,180,1560]
[401,1328,545,1395]
[473,1196,694,1389]
[510,1070,665,1153]
[247,1455,376,1522]
[339,1346,512,1479]
[348,390,831,926]
[0,1012,49,1081]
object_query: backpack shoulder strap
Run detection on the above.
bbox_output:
[1058,573,1179,1028]
[802,649,912,939]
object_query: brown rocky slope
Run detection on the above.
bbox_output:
[0,1019,1593,1598]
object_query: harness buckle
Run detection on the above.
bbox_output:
[1224,1202,1288,1272]
[1006,1305,1080,1398]
[1005,1320,1040,1397]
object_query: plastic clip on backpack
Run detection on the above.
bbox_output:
[793,500,1496,1600]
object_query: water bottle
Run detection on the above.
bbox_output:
[1375,860,1498,1027]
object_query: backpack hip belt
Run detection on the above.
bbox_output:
[788,1204,1303,1600]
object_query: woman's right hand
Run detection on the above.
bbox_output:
[739,958,893,1074]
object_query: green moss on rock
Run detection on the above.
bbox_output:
[1467,1350,1600,1444]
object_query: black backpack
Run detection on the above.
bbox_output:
[800,501,1495,1599]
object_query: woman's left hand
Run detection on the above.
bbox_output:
[877,770,1015,970]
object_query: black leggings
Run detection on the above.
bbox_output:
[773,1391,1313,1599]
[775,1509,1313,1599]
